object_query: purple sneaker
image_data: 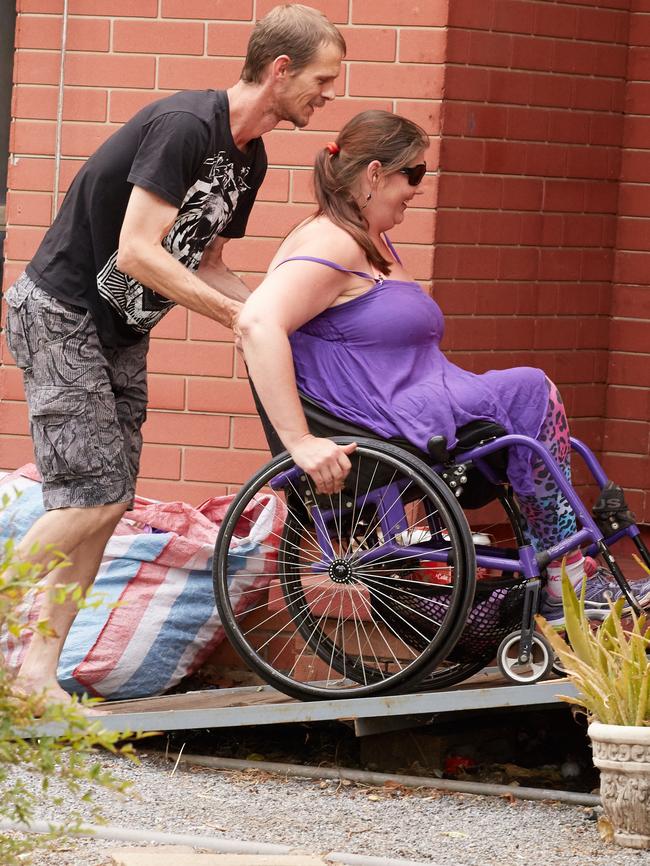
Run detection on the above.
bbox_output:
[539,567,650,627]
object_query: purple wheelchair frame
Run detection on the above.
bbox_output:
[271,429,650,669]
[464,433,649,595]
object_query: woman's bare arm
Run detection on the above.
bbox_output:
[238,249,360,493]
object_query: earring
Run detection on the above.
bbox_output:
[360,192,372,210]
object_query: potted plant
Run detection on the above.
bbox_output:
[536,567,650,850]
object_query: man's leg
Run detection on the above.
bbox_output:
[4,275,148,707]
[13,502,128,701]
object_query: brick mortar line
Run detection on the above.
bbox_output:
[606,383,650,389]
[432,281,616,288]
[446,18,630,38]
[445,34,630,50]
[456,2,636,16]
[602,214,650,220]
[438,170,622,181]
[444,103,629,118]
[102,22,448,31]
[442,133,623,146]
[13,120,120,127]
[436,237,616,246]
[450,41,629,55]
[445,85,628,99]
[438,174,622,188]
[445,346,611,352]
[437,206,618,216]
[175,443,267,450]
[442,312,613,317]
[13,84,110,89]
[434,94,623,108]
[611,248,650,254]
[600,452,650,460]
[375,61,626,79]
[439,170,615,181]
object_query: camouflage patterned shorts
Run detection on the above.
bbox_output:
[4,273,149,510]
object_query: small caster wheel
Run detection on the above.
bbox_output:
[551,656,569,678]
[497,630,554,684]
[550,630,570,677]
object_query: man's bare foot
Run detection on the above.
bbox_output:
[12,676,106,717]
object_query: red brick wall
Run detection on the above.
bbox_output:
[606,1,650,521]
[1,0,649,524]
[434,0,637,514]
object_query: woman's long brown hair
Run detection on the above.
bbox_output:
[313,110,429,275]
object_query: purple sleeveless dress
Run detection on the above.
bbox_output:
[281,248,549,497]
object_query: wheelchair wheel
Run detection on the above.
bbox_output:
[497,630,554,684]
[551,656,569,678]
[213,438,476,701]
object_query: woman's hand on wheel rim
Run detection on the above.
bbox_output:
[290,436,357,494]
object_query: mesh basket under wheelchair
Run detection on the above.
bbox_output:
[370,580,526,666]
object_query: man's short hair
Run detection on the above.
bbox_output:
[241,4,346,83]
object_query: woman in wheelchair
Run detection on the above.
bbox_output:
[214,109,650,699]
[238,109,650,626]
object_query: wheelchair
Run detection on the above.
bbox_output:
[212,391,650,702]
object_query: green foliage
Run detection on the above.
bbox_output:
[0,496,139,865]
[536,571,650,726]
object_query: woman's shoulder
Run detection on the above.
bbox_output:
[272,217,367,272]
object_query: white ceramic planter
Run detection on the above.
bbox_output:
[589,721,650,849]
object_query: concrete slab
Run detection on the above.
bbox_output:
[108,846,327,866]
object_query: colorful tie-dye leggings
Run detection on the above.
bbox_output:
[514,380,578,552]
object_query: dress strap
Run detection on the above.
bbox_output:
[274,256,378,283]
[383,234,402,265]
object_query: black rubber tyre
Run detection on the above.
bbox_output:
[213,438,476,701]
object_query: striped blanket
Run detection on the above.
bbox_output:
[0,466,285,699]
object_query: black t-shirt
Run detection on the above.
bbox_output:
[26,90,267,347]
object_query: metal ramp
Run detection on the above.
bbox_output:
[96,669,577,734]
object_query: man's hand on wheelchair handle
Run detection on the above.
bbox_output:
[290,435,357,495]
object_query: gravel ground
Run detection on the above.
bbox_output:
[5,750,650,866]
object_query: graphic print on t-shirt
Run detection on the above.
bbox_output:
[97,151,251,334]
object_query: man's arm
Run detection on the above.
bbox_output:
[196,236,251,304]
[116,186,243,328]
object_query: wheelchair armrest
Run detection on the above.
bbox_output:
[427,435,450,464]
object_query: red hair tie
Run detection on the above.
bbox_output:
[325,141,340,156]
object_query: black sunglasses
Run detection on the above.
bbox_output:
[398,162,427,186]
